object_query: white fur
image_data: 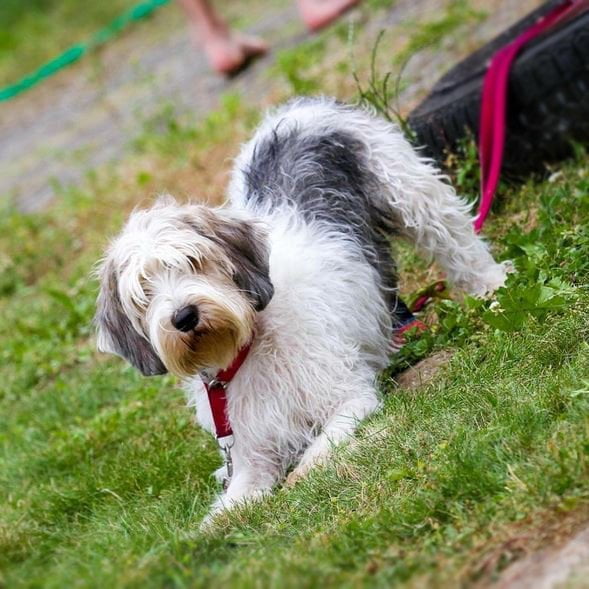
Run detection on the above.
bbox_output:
[189,212,390,518]
[97,97,510,524]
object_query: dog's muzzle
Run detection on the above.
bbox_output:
[172,304,199,332]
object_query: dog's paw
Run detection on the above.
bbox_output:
[285,449,329,487]
[199,509,223,532]
[213,465,228,484]
[199,496,232,531]
[467,260,514,297]
[285,467,308,488]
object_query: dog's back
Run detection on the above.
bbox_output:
[229,97,400,314]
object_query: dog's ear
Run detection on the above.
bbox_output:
[95,263,168,376]
[199,211,274,312]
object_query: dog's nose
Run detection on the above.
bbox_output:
[172,305,199,332]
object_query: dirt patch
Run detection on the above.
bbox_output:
[463,504,589,589]
[395,349,453,390]
[492,526,589,589]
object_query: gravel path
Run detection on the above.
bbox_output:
[0,2,302,211]
[0,0,540,212]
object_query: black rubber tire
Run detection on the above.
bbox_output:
[408,1,589,175]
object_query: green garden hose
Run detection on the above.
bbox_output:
[0,0,170,102]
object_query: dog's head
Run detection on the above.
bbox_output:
[95,196,273,377]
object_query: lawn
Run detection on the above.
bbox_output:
[2,1,589,587]
[0,0,140,86]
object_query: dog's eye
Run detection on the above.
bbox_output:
[187,256,200,271]
[138,279,153,302]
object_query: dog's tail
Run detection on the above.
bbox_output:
[234,97,508,294]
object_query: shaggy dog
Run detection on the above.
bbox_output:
[95,97,510,520]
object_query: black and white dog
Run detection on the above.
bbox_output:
[96,97,509,520]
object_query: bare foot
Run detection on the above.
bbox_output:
[200,31,268,76]
[297,0,360,32]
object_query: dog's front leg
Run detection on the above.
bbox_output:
[286,393,379,486]
[203,458,280,527]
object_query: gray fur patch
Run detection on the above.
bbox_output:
[186,213,274,312]
[95,265,168,376]
[243,126,399,311]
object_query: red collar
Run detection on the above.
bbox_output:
[203,341,252,439]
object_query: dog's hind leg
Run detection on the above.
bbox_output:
[372,149,509,295]
[389,170,511,297]
[285,391,379,486]
[352,113,511,296]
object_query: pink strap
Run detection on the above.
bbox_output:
[475,0,584,233]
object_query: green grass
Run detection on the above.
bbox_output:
[2,96,589,586]
[393,0,486,66]
[0,0,142,86]
[3,2,589,586]
[272,37,328,96]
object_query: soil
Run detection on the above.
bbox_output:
[395,349,454,390]
[472,506,589,589]
[494,527,589,589]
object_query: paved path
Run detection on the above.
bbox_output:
[0,0,539,212]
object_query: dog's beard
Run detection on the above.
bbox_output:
[149,286,255,378]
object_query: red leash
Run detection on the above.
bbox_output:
[202,341,252,485]
[204,341,252,439]
[475,0,586,233]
